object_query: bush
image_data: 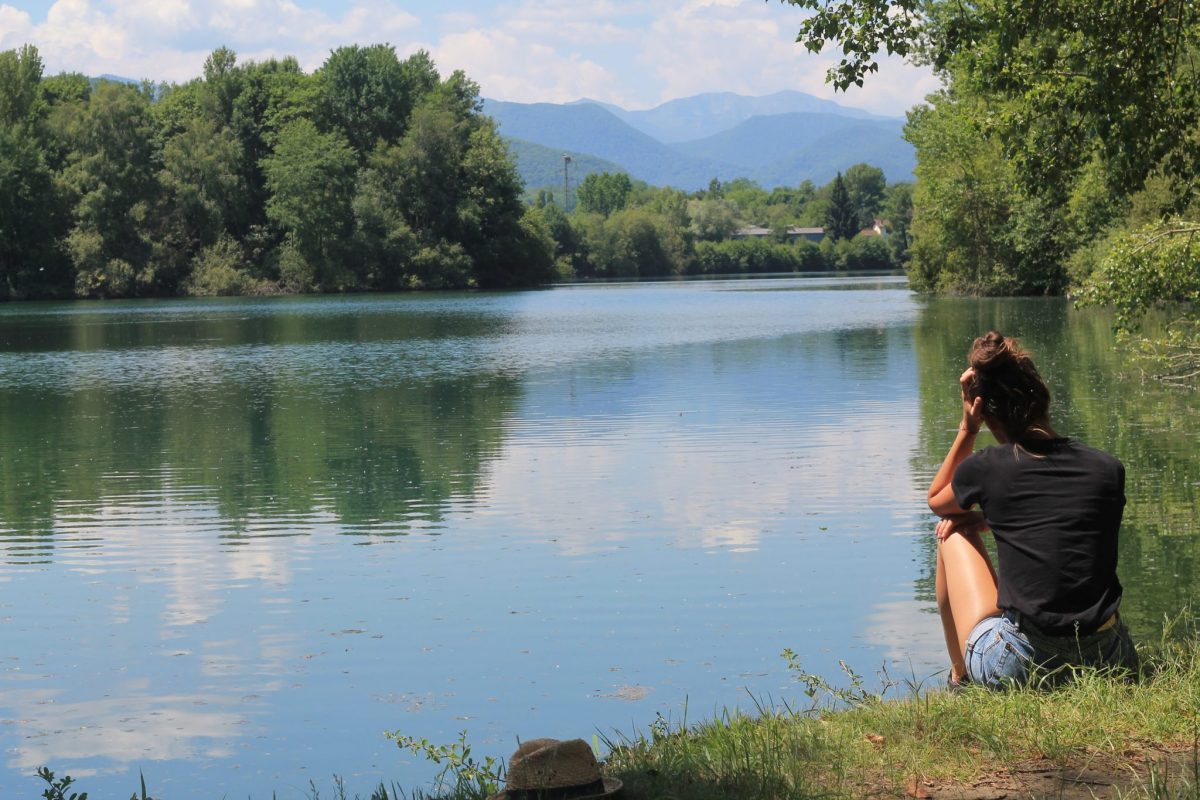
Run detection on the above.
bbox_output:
[839,234,895,270]
[185,236,253,296]
[277,238,318,293]
[691,238,829,275]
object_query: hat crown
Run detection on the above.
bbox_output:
[506,738,601,790]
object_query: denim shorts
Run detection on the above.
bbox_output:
[965,612,1138,689]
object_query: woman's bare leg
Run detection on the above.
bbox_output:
[935,530,1000,681]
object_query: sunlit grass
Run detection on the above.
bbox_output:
[600,628,1200,799]
[39,624,1200,799]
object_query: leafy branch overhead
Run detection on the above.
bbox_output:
[778,0,1200,191]
[778,0,923,90]
[776,0,1200,381]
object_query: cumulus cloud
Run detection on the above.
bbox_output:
[13,0,420,83]
[640,0,937,115]
[4,0,937,114]
[428,0,936,115]
[433,27,618,105]
[0,5,34,49]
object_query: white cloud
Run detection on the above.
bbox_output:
[5,0,937,115]
[0,5,34,49]
[640,0,937,115]
[0,689,247,772]
[36,0,132,66]
[427,0,937,115]
[15,0,420,83]
[434,27,618,105]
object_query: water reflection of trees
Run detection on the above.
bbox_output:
[0,302,522,555]
[912,299,1200,638]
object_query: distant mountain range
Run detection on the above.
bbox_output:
[570,90,886,143]
[483,90,915,193]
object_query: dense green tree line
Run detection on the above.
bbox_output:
[0,43,555,297]
[780,0,1200,380]
[0,41,912,297]
[529,165,913,279]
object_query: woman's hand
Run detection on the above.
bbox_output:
[927,368,987,516]
[935,511,989,541]
[959,368,984,433]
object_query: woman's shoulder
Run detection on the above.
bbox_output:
[1061,439,1125,478]
[1061,438,1122,465]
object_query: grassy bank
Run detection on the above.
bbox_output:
[598,633,1199,800]
[38,628,1200,799]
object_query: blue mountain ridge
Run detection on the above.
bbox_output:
[484,94,915,192]
[483,99,742,190]
[569,89,889,143]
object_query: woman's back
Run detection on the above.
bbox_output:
[953,437,1125,635]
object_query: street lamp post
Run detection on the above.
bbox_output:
[563,154,573,213]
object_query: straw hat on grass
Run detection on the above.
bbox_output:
[488,738,623,800]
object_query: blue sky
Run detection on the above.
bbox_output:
[0,0,938,115]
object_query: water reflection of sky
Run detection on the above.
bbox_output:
[0,278,945,799]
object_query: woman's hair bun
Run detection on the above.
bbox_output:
[969,330,1016,370]
[966,330,1050,440]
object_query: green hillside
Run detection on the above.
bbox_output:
[671,113,915,184]
[750,123,916,185]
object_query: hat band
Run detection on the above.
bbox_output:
[507,778,607,799]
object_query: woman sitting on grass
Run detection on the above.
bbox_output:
[927,331,1138,689]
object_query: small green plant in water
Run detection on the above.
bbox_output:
[782,648,898,708]
[384,728,503,800]
[36,768,87,800]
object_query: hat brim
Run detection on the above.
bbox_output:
[488,776,623,800]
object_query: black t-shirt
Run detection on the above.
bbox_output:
[952,438,1125,635]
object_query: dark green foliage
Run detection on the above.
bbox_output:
[0,42,555,298]
[537,167,904,279]
[0,40,909,298]
[842,163,886,228]
[0,119,69,297]
[37,767,87,800]
[825,173,858,241]
[883,182,913,265]
[263,119,357,288]
[318,45,438,158]
[0,44,44,126]
[576,171,633,217]
[58,80,160,298]
[692,238,827,275]
[777,0,1200,374]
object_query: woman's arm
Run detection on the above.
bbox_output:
[927,368,984,517]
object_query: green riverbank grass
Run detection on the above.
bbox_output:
[598,634,1200,800]
[36,629,1200,799]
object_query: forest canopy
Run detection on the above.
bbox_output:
[0,43,556,297]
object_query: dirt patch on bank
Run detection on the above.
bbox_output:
[883,743,1196,799]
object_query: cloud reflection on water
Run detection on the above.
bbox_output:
[0,689,247,775]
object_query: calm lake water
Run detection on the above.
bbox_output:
[0,276,1196,798]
